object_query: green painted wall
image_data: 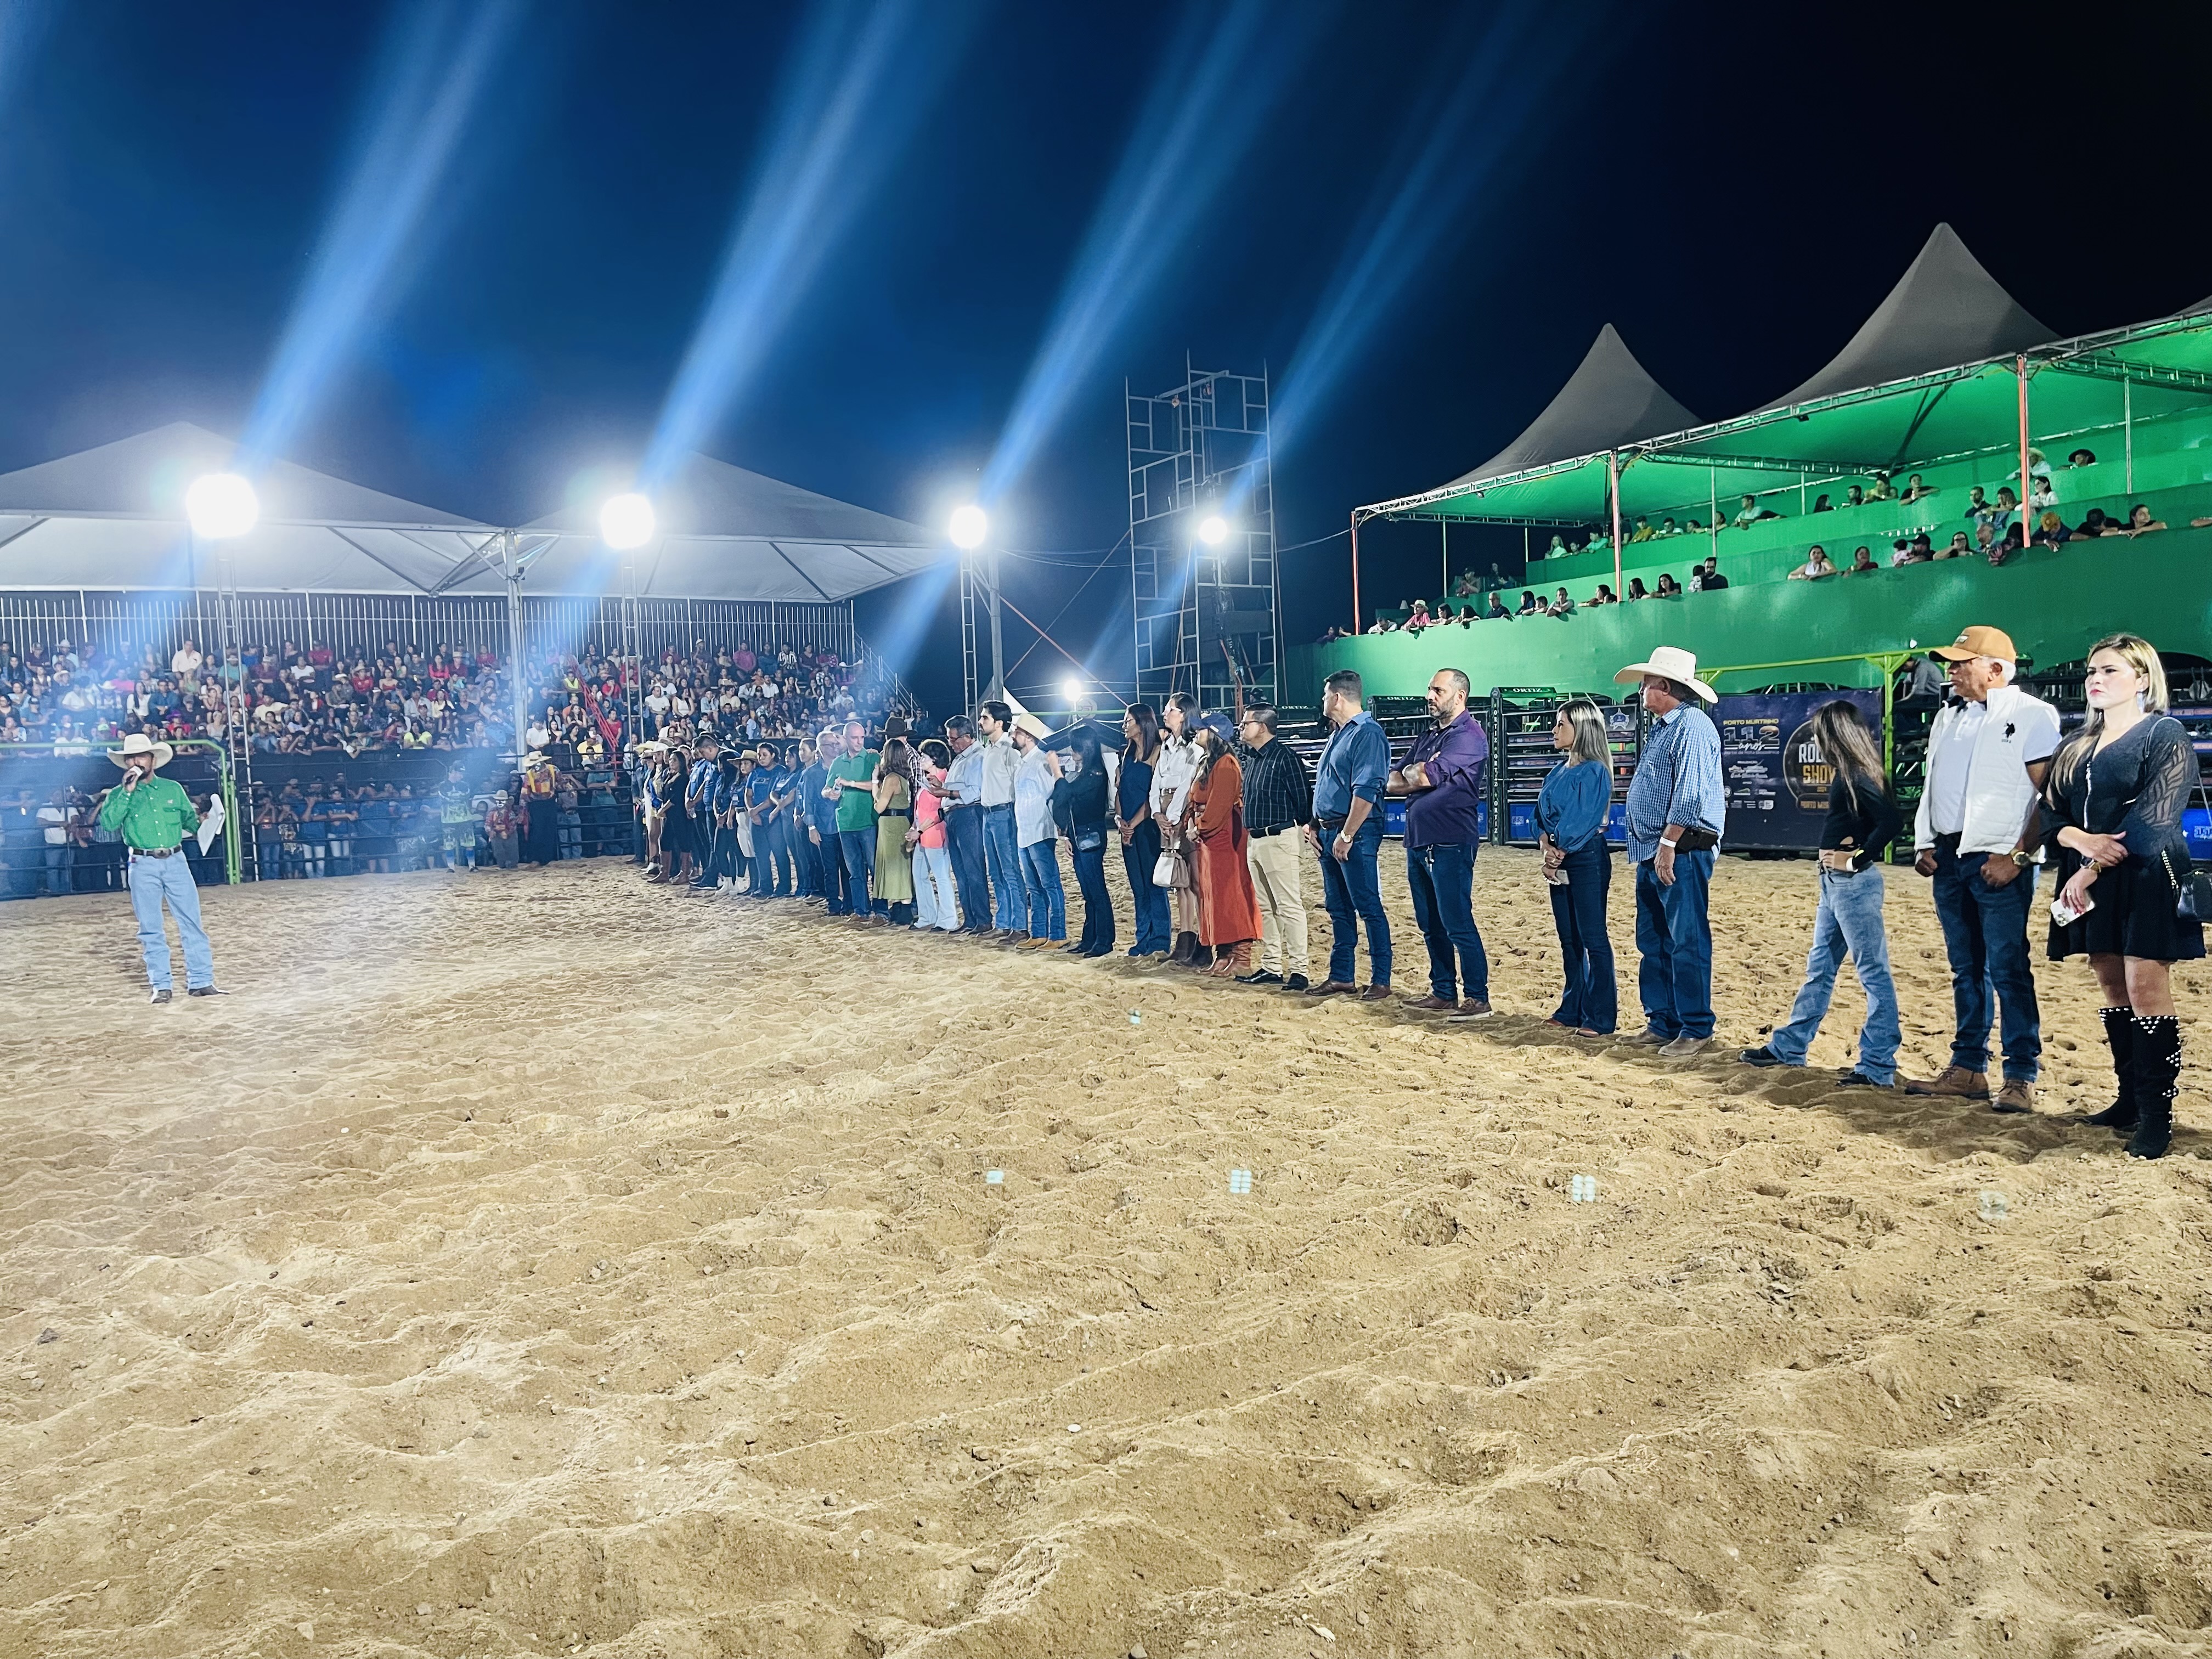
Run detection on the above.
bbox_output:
[1298,526,2212,702]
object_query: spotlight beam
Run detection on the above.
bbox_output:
[1266,1,1610,461]
[641,0,983,490]
[238,0,522,470]
[977,0,1329,504]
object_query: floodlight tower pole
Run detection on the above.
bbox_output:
[210,537,250,884]
[986,547,1006,703]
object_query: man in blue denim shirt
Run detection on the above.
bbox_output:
[1306,669,1393,1000]
[1393,668,1492,1015]
[1616,646,1727,1056]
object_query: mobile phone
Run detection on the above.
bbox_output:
[2051,890,2095,927]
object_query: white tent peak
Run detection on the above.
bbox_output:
[500,448,944,604]
[1754,223,2055,413]
[1448,324,1702,486]
[524,449,930,548]
[0,421,489,530]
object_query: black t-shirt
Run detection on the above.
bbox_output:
[1822,775,1901,871]
[1700,571,1729,590]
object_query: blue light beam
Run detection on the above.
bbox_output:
[977,0,1330,505]
[239,0,522,471]
[1264,1,1615,467]
[0,0,53,121]
[641,0,983,492]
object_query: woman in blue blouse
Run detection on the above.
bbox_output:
[1536,699,1617,1034]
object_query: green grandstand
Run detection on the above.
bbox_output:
[1305,224,2212,701]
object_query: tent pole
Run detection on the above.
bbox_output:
[2016,355,2031,538]
[505,531,527,760]
[1707,467,1717,560]
[1440,519,1448,600]
[1349,512,1361,631]
[2123,376,2133,492]
[1607,450,1622,597]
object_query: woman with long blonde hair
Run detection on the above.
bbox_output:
[1740,700,1903,1085]
[2041,634,2202,1159]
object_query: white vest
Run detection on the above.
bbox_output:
[1912,682,2058,856]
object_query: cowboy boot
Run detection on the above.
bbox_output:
[2084,1006,2138,1131]
[2127,1014,2180,1160]
[1169,930,1198,967]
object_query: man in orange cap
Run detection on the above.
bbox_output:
[1905,625,2060,1113]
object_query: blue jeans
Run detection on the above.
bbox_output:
[1121,819,1170,954]
[1406,839,1489,1002]
[837,827,881,915]
[819,825,853,913]
[1317,815,1391,986]
[1020,838,1065,940]
[755,821,793,896]
[1547,841,1617,1033]
[45,844,75,894]
[1634,849,1714,1040]
[128,851,215,991]
[1072,835,1113,952]
[1769,865,1900,1084]
[946,806,990,930]
[984,805,1026,931]
[794,822,825,897]
[1930,841,2041,1081]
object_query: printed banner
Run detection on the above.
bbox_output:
[1714,689,1883,851]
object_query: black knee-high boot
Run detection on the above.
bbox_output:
[2086,1006,2138,1131]
[2128,1013,2180,1160]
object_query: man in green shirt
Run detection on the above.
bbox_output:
[823,717,883,919]
[97,733,222,1003]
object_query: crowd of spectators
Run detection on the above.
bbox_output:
[0,634,520,755]
[0,625,922,893]
[1317,447,2212,642]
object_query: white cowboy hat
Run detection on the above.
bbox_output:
[109,731,175,770]
[1613,645,1718,703]
[1011,713,1051,741]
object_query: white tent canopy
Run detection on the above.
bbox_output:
[0,422,498,594]
[0,424,949,603]
[475,449,945,603]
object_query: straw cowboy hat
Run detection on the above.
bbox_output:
[1614,645,1718,703]
[1011,713,1051,741]
[109,731,174,770]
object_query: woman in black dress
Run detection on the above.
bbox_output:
[2042,633,2203,1159]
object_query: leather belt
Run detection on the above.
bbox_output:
[131,845,182,859]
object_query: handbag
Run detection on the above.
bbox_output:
[1152,849,1188,890]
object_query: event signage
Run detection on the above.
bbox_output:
[1713,689,1883,852]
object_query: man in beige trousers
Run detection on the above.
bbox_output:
[1233,703,1313,992]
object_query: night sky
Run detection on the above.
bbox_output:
[3,2,2207,717]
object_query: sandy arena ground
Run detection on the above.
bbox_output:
[4,846,2211,1659]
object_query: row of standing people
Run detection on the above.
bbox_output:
[1736,624,2199,1160]
[629,630,2197,1161]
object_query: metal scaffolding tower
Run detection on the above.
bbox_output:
[958,549,1005,715]
[1127,362,1279,710]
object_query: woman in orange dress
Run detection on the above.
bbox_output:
[1186,726,1264,978]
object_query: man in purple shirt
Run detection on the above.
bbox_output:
[1392,667,1493,1015]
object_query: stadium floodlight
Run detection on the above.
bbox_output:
[949,503,988,549]
[1198,512,1229,545]
[600,492,656,550]
[184,472,260,540]
[1062,676,1085,702]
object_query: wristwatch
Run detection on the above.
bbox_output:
[2008,848,2033,868]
